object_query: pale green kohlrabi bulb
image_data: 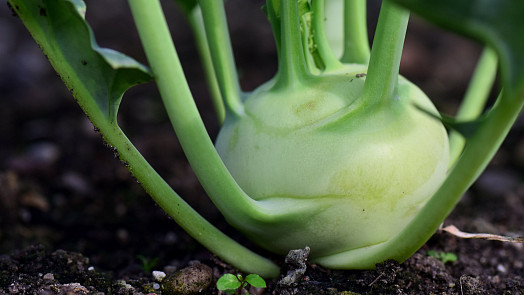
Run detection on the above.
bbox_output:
[215,67,449,263]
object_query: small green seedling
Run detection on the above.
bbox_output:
[216,273,266,295]
[427,250,458,265]
[136,255,159,273]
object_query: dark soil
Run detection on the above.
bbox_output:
[1,1,523,294]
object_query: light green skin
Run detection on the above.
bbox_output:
[215,66,449,260]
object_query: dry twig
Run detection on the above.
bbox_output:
[443,225,524,243]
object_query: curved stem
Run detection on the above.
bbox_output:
[311,0,344,72]
[340,0,370,64]
[273,0,310,89]
[128,0,279,277]
[448,47,498,165]
[187,7,226,124]
[362,0,409,107]
[197,0,244,118]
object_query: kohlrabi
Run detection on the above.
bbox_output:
[215,0,449,259]
[8,0,524,279]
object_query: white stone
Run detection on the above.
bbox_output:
[496,264,507,273]
[152,270,166,282]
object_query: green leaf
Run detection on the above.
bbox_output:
[427,250,438,257]
[9,0,152,123]
[216,274,241,291]
[389,0,524,95]
[297,0,311,16]
[441,253,458,264]
[136,255,158,273]
[245,274,267,288]
[427,250,458,264]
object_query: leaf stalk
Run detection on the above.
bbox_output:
[362,0,409,107]
[341,0,370,64]
[198,0,244,118]
[272,0,310,89]
[311,0,344,72]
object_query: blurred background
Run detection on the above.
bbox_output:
[1,0,523,276]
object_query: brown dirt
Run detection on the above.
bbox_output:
[1,1,523,294]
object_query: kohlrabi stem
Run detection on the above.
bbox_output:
[311,0,344,72]
[197,0,244,118]
[340,0,370,64]
[274,0,310,89]
[361,0,409,107]
[448,47,498,165]
[127,0,279,278]
[187,7,226,124]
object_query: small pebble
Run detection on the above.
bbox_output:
[43,273,54,281]
[117,283,135,294]
[153,283,160,290]
[496,264,507,273]
[161,263,213,295]
[153,271,166,282]
[54,283,89,295]
[279,246,310,286]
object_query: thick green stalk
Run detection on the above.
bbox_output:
[361,0,409,107]
[311,0,344,72]
[340,0,370,64]
[273,0,310,89]
[127,0,279,277]
[187,7,226,124]
[197,0,243,118]
[448,47,498,165]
